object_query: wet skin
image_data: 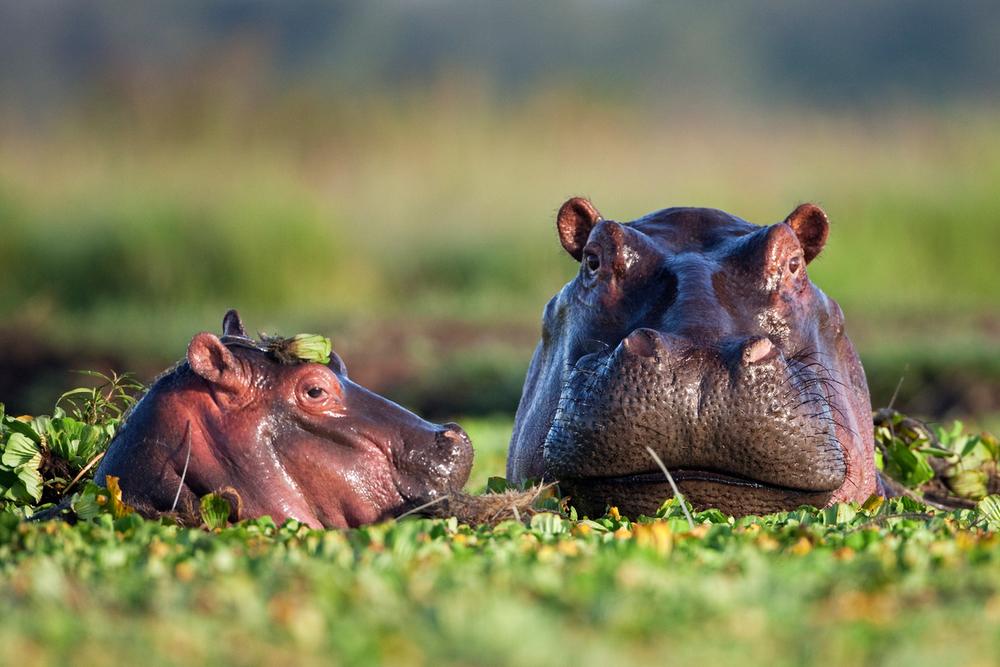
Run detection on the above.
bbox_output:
[508,198,877,517]
[96,311,473,528]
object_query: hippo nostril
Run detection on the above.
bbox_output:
[743,336,776,364]
[439,423,471,447]
[433,423,474,488]
[622,328,660,359]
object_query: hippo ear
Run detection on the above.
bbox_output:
[557,197,602,261]
[783,203,829,264]
[222,309,249,339]
[187,333,248,394]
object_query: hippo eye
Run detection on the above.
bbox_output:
[306,387,326,399]
[584,252,600,274]
[787,255,802,275]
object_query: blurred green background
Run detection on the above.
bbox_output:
[0,1,998,433]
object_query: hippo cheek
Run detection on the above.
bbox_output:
[543,334,847,517]
[276,440,405,528]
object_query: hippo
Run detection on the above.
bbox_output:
[508,197,878,518]
[95,311,473,528]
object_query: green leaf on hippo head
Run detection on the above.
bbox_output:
[285,334,332,365]
[200,493,232,530]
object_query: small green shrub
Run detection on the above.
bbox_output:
[0,371,141,508]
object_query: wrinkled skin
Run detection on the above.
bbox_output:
[508,198,877,517]
[96,311,473,528]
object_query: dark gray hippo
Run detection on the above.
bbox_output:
[508,198,877,517]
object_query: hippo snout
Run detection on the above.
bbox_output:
[397,422,474,502]
[543,324,848,514]
[439,422,472,448]
[436,423,475,483]
[620,328,781,370]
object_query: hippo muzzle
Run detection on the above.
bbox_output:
[546,329,848,517]
[397,422,474,504]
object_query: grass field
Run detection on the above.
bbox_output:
[5,505,1000,667]
[1,100,998,419]
[3,103,999,334]
[3,407,1000,666]
[5,458,1000,666]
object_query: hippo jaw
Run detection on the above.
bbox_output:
[543,329,850,518]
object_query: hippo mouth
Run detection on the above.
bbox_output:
[570,467,831,491]
[543,332,848,517]
[557,467,840,518]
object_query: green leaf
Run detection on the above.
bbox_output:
[576,519,609,533]
[486,476,513,494]
[199,493,232,530]
[2,433,42,469]
[16,464,43,501]
[976,495,1000,531]
[882,439,935,488]
[3,417,41,445]
[46,417,80,458]
[0,469,33,503]
[71,489,104,520]
[529,512,566,535]
[285,334,332,365]
[960,435,984,458]
[861,494,885,513]
[43,418,108,466]
[822,503,857,524]
[694,508,729,524]
[75,424,106,462]
[946,468,988,500]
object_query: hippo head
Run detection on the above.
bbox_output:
[508,198,877,517]
[96,311,473,528]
